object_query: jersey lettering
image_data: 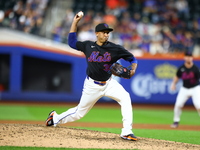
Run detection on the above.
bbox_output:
[104,64,112,72]
[88,51,111,62]
[181,72,194,80]
[182,72,197,85]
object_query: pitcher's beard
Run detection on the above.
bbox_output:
[186,61,191,65]
[185,61,193,67]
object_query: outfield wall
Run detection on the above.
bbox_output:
[0,29,200,105]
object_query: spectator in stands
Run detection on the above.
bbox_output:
[59,9,75,43]
[82,10,94,24]
[149,27,165,54]
[0,10,4,27]
[93,12,104,26]
[106,0,119,10]
[156,0,167,12]
[143,0,157,18]
[136,17,150,37]
[105,0,128,19]
[170,13,181,29]
[175,0,189,20]
[131,12,141,24]
[183,31,195,53]
[139,33,151,53]
[192,20,200,56]
[0,0,48,36]
[131,30,143,50]
[77,23,96,41]
[13,0,24,29]
[105,0,120,17]
[51,22,63,43]
[103,13,117,28]
[173,29,185,52]
[1,0,200,56]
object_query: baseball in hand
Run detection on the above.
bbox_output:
[77,11,84,17]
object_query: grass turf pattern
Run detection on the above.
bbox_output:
[0,103,199,146]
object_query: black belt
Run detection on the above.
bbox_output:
[87,76,107,86]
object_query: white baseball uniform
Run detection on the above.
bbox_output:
[173,64,200,122]
[52,76,133,135]
[50,29,138,136]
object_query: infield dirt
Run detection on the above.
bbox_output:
[0,123,200,150]
[0,102,200,149]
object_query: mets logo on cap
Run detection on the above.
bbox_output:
[104,24,109,28]
[95,23,113,32]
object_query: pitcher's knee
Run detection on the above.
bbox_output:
[123,91,130,99]
[196,108,200,116]
[174,103,184,109]
[76,113,84,120]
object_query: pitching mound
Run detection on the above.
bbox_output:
[0,124,200,150]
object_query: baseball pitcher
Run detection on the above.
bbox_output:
[45,11,138,141]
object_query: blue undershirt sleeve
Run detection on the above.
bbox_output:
[127,56,138,64]
[68,32,77,49]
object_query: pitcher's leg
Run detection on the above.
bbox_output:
[53,78,102,126]
[119,92,133,136]
[105,79,133,136]
[54,97,98,126]
[173,87,189,122]
[191,86,200,116]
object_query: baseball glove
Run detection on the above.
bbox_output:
[110,63,131,79]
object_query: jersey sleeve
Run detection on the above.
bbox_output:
[117,45,137,63]
[176,67,182,78]
[68,32,90,52]
[195,65,200,79]
[76,41,89,52]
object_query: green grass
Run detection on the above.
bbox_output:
[0,103,200,148]
[0,104,199,125]
[75,127,200,145]
[133,109,200,125]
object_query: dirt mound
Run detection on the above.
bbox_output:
[0,123,200,150]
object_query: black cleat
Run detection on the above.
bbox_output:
[121,134,138,141]
[45,111,55,126]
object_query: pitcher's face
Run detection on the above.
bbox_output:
[96,30,110,44]
[184,55,193,64]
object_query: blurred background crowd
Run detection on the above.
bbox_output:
[0,0,200,56]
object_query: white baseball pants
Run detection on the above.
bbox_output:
[53,76,134,136]
[173,85,200,122]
